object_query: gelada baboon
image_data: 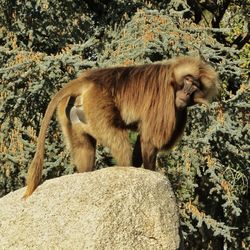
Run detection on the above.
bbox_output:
[24,56,219,197]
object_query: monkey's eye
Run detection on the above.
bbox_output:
[187,75,200,88]
[193,80,200,88]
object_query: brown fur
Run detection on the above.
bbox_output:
[24,56,219,197]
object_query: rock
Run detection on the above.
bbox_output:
[0,167,180,249]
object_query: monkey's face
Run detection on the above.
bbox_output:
[172,57,219,109]
[175,75,200,109]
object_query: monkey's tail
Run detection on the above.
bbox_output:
[24,77,88,198]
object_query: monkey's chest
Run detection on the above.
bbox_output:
[162,110,187,150]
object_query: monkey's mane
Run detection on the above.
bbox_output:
[85,63,171,94]
[85,63,176,148]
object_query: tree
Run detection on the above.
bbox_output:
[0,1,249,249]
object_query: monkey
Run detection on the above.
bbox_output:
[24,56,219,197]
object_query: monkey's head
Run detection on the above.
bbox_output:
[171,57,219,109]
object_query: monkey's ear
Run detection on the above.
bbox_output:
[169,71,180,89]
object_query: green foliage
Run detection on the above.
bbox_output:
[0,1,249,249]
[0,41,99,196]
[158,87,249,248]
[0,0,95,53]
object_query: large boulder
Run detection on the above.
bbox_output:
[0,167,180,249]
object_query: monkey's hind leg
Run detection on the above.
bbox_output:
[70,123,96,172]
[82,86,133,166]
[109,130,132,166]
[57,97,96,173]
[74,122,132,167]
[87,123,132,166]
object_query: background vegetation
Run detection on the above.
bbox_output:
[0,0,249,249]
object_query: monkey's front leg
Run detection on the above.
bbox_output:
[141,139,158,170]
[132,135,143,167]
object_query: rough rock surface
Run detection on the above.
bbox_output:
[0,167,180,249]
